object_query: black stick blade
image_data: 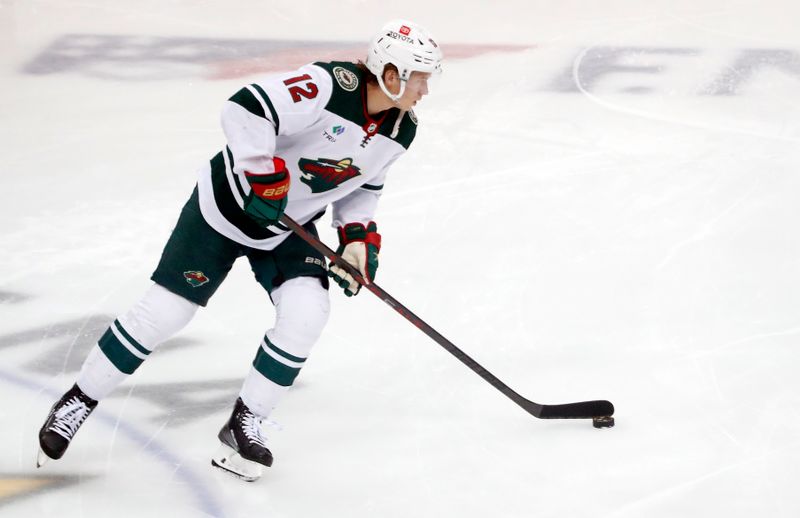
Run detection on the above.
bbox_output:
[534,400,615,419]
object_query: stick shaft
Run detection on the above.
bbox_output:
[279,215,613,419]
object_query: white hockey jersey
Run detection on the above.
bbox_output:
[196,61,417,251]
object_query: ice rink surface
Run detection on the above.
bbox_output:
[2,0,800,516]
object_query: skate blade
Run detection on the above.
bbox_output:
[211,443,263,482]
[36,448,51,468]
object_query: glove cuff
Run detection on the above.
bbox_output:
[245,157,290,200]
[338,222,381,250]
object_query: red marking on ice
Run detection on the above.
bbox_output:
[207,43,534,80]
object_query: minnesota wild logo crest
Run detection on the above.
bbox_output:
[298,157,362,193]
[183,271,210,287]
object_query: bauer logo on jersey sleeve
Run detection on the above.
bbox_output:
[183,271,210,287]
[332,66,359,92]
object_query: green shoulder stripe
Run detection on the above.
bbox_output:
[229,87,266,119]
[249,83,280,134]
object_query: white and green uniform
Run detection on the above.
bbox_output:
[75,61,419,421]
[197,60,417,250]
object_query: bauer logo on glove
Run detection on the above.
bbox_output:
[243,156,291,227]
[256,183,290,199]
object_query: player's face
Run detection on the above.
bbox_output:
[397,71,431,110]
[384,69,431,110]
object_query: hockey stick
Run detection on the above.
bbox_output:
[279,215,614,422]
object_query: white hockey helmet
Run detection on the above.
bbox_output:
[365,19,443,102]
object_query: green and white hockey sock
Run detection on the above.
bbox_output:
[77,284,198,400]
[239,277,329,416]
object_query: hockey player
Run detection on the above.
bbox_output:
[36,20,443,481]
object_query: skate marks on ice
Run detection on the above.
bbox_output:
[0,314,198,376]
[0,369,225,517]
[0,313,242,515]
[117,379,244,425]
[0,314,117,375]
[653,174,761,271]
[0,312,248,426]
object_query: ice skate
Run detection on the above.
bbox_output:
[37,384,98,467]
[211,397,273,482]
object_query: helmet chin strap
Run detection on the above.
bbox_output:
[377,74,407,105]
[375,73,409,138]
[378,77,406,138]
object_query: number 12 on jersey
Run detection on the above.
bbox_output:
[284,74,319,103]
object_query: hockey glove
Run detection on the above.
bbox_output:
[243,157,291,227]
[328,222,381,297]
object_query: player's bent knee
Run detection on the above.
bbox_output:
[117,283,200,350]
[270,276,330,356]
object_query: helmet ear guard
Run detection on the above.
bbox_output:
[366,20,443,103]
